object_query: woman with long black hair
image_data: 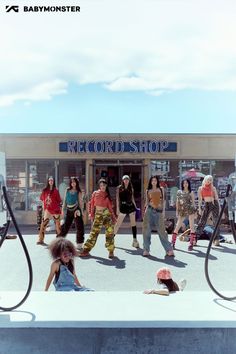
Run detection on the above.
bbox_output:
[142,175,174,257]
[114,175,139,248]
[171,179,196,251]
[59,177,85,250]
[37,176,61,245]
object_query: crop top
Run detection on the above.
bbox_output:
[118,187,133,204]
[147,188,163,209]
[65,190,79,206]
[201,185,214,198]
[89,190,115,220]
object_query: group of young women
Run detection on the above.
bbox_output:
[37,173,220,259]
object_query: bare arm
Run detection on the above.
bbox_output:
[161,187,166,216]
[175,191,179,216]
[62,190,67,217]
[116,187,120,214]
[144,288,169,296]
[74,273,82,287]
[191,191,196,208]
[45,262,59,291]
[213,187,220,208]
[72,261,82,286]
[144,190,149,209]
[198,187,202,213]
[131,188,137,209]
[77,192,84,216]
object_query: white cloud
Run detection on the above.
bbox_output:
[1,0,236,106]
[0,80,68,107]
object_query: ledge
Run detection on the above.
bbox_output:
[1,291,236,329]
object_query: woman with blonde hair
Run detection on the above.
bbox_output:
[195,175,220,248]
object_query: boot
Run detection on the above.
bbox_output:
[131,226,139,247]
[171,232,177,249]
[188,232,196,251]
[132,226,137,238]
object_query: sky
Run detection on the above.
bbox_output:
[0,0,236,134]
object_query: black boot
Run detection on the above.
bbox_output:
[131,226,139,248]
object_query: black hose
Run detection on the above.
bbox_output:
[0,186,33,311]
[204,184,236,301]
[0,220,11,248]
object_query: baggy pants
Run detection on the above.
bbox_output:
[143,206,172,253]
[83,209,115,252]
[38,210,61,242]
[60,207,84,244]
[196,201,220,240]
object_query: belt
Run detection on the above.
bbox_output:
[148,205,162,212]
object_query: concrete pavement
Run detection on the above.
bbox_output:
[0,228,236,293]
[1,228,236,354]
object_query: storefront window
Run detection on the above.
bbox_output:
[27,160,56,211]
[178,160,213,204]
[6,160,26,211]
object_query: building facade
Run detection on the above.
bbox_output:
[0,133,235,225]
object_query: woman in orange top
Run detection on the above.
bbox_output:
[79,178,116,259]
[142,175,174,257]
[195,175,220,247]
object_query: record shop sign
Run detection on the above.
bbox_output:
[59,140,177,154]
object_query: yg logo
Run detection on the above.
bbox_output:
[6,5,19,12]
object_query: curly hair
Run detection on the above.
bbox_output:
[48,237,77,260]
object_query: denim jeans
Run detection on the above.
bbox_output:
[54,265,93,292]
[143,206,172,252]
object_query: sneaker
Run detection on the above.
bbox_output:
[79,250,90,257]
[77,243,83,251]
[6,235,17,240]
[178,279,187,291]
[188,244,193,251]
[166,250,175,257]
[108,251,114,259]
[143,250,150,257]
[132,239,140,248]
[36,241,47,246]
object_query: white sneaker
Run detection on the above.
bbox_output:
[178,279,187,291]
[77,243,83,251]
[132,239,140,248]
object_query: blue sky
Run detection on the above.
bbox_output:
[0,0,236,133]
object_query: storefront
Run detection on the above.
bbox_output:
[0,133,235,225]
